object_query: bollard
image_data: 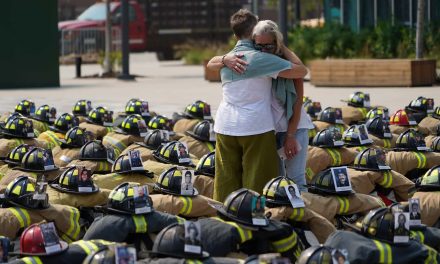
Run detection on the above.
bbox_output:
[75,56,82,78]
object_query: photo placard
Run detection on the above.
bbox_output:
[284,184,305,208]
[331,166,352,192]
[184,221,202,254]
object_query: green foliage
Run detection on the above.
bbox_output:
[97,51,122,72]
[174,38,235,65]
[288,22,440,65]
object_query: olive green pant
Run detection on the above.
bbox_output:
[214,131,279,202]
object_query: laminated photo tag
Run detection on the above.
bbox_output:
[251,196,268,226]
[181,170,195,196]
[284,184,305,208]
[375,149,391,170]
[0,237,10,262]
[160,130,170,141]
[332,249,349,264]
[383,124,392,139]
[335,108,344,124]
[330,127,344,146]
[209,123,216,142]
[141,101,150,117]
[184,221,202,254]
[103,111,114,127]
[394,212,410,243]
[25,120,34,138]
[133,185,152,214]
[59,155,72,163]
[258,253,290,264]
[277,147,287,161]
[115,245,136,264]
[138,119,148,138]
[358,124,373,145]
[49,107,57,123]
[363,93,371,108]
[427,99,434,113]
[313,102,322,113]
[409,198,421,226]
[33,175,47,200]
[40,222,61,254]
[203,103,212,120]
[107,147,117,164]
[77,167,93,193]
[128,150,144,171]
[177,142,191,163]
[43,151,55,170]
[86,101,92,113]
[331,166,353,192]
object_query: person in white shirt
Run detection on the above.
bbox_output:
[207,10,307,202]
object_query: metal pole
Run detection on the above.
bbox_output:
[119,0,134,80]
[103,0,112,75]
[252,0,259,16]
[295,0,301,27]
[416,0,425,59]
[279,0,288,45]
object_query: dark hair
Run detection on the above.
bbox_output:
[230,9,258,39]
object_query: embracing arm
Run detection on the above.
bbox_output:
[206,54,248,74]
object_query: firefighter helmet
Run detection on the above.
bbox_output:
[19,223,68,256]
[5,144,31,166]
[183,100,212,120]
[14,99,36,117]
[4,176,49,209]
[72,99,93,117]
[185,120,215,142]
[389,109,417,126]
[137,129,169,150]
[1,116,35,139]
[154,166,199,197]
[312,127,344,148]
[50,166,99,194]
[431,137,440,152]
[417,165,440,192]
[111,152,152,176]
[342,125,373,146]
[308,168,354,196]
[195,151,215,177]
[124,98,150,117]
[59,126,88,148]
[347,91,370,108]
[317,107,344,124]
[297,245,342,264]
[262,176,296,207]
[87,106,114,127]
[153,141,193,166]
[49,113,80,134]
[394,129,430,152]
[361,207,402,244]
[20,147,59,172]
[107,182,153,215]
[365,116,392,139]
[352,148,391,171]
[32,105,57,124]
[366,106,390,121]
[79,140,109,161]
[148,115,172,131]
[303,100,322,120]
[116,114,148,137]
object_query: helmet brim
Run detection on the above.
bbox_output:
[348,166,390,172]
[185,131,215,143]
[213,204,269,228]
[150,248,210,259]
[58,139,83,149]
[153,184,199,197]
[134,142,156,150]
[103,205,154,215]
[307,185,354,196]
[112,169,153,177]
[194,171,215,178]
[15,166,59,173]
[12,241,69,257]
[152,153,193,167]
[49,183,100,195]
[48,126,66,134]
[392,147,432,152]
[1,131,35,139]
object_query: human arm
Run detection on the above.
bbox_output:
[206,54,248,74]
[284,78,304,159]
[277,45,308,79]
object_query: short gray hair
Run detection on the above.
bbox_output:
[252,20,284,55]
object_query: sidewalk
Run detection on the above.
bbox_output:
[0,52,438,117]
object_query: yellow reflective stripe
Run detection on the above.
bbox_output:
[176,216,185,224]
[336,196,349,214]
[359,108,368,118]
[272,232,298,253]
[373,240,392,263]
[106,127,114,132]
[383,139,391,148]
[8,207,31,228]
[13,139,25,147]
[379,171,393,188]
[65,207,80,241]
[21,257,43,264]
[187,260,203,264]
[412,152,427,169]
[178,197,193,216]
[305,167,314,180]
[325,148,341,166]
[46,131,61,147]
[205,142,215,152]
[73,240,99,255]
[289,208,305,221]
[103,136,127,152]
[132,215,147,233]
[425,245,438,264]
[410,231,425,243]
[336,124,346,133]
[212,217,252,243]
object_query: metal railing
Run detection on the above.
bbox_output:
[59,27,121,60]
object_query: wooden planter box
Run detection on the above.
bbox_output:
[203,60,221,82]
[310,59,437,87]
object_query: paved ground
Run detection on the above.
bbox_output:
[0,52,438,118]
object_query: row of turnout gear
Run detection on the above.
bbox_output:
[52,126,91,167]
[38,113,79,149]
[179,120,216,159]
[66,140,114,174]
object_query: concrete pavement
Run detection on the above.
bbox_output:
[0,52,438,118]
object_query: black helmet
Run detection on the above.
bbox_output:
[87,107,114,127]
[303,100,322,120]
[416,165,440,192]
[49,113,80,133]
[431,137,440,152]
[116,114,148,137]
[4,176,49,209]
[433,107,440,120]
[342,125,373,146]
[361,207,405,244]
[137,129,169,150]
[124,98,150,117]
[406,96,434,114]
[312,127,344,148]
[107,182,153,215]
[183,100,212,120]
[79,140,109,161]
[151,223,209,259]
[148,115,172,131]
[352,148,391,171]
[366,106,390,121]
[82,245,136,264]
[195,151,215,177]
[308,168,353,196]
[14,100,36,117]
[154,166,199,197]
[32,105,57,124]
[296,245,338,264]
[394,129,430,152]
[212,188,269,228]
[0,113,22,133]
[72,99,92,117]
[347,91,370,108]
[1,116,35,139]
[185,120,215,142]
[262,176,296,207]
[365,116,392,139]
[153,141,193,166]
[49,166,99,194]
[59,127,88,148]
[19,147,59,172]
[317,107,344,124]
[111,153,151,176]
[5,144,31,166]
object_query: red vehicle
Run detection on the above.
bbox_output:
[59,1,147,51]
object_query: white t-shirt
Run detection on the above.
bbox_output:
[214,74,279,136]
[271,92,315,133]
